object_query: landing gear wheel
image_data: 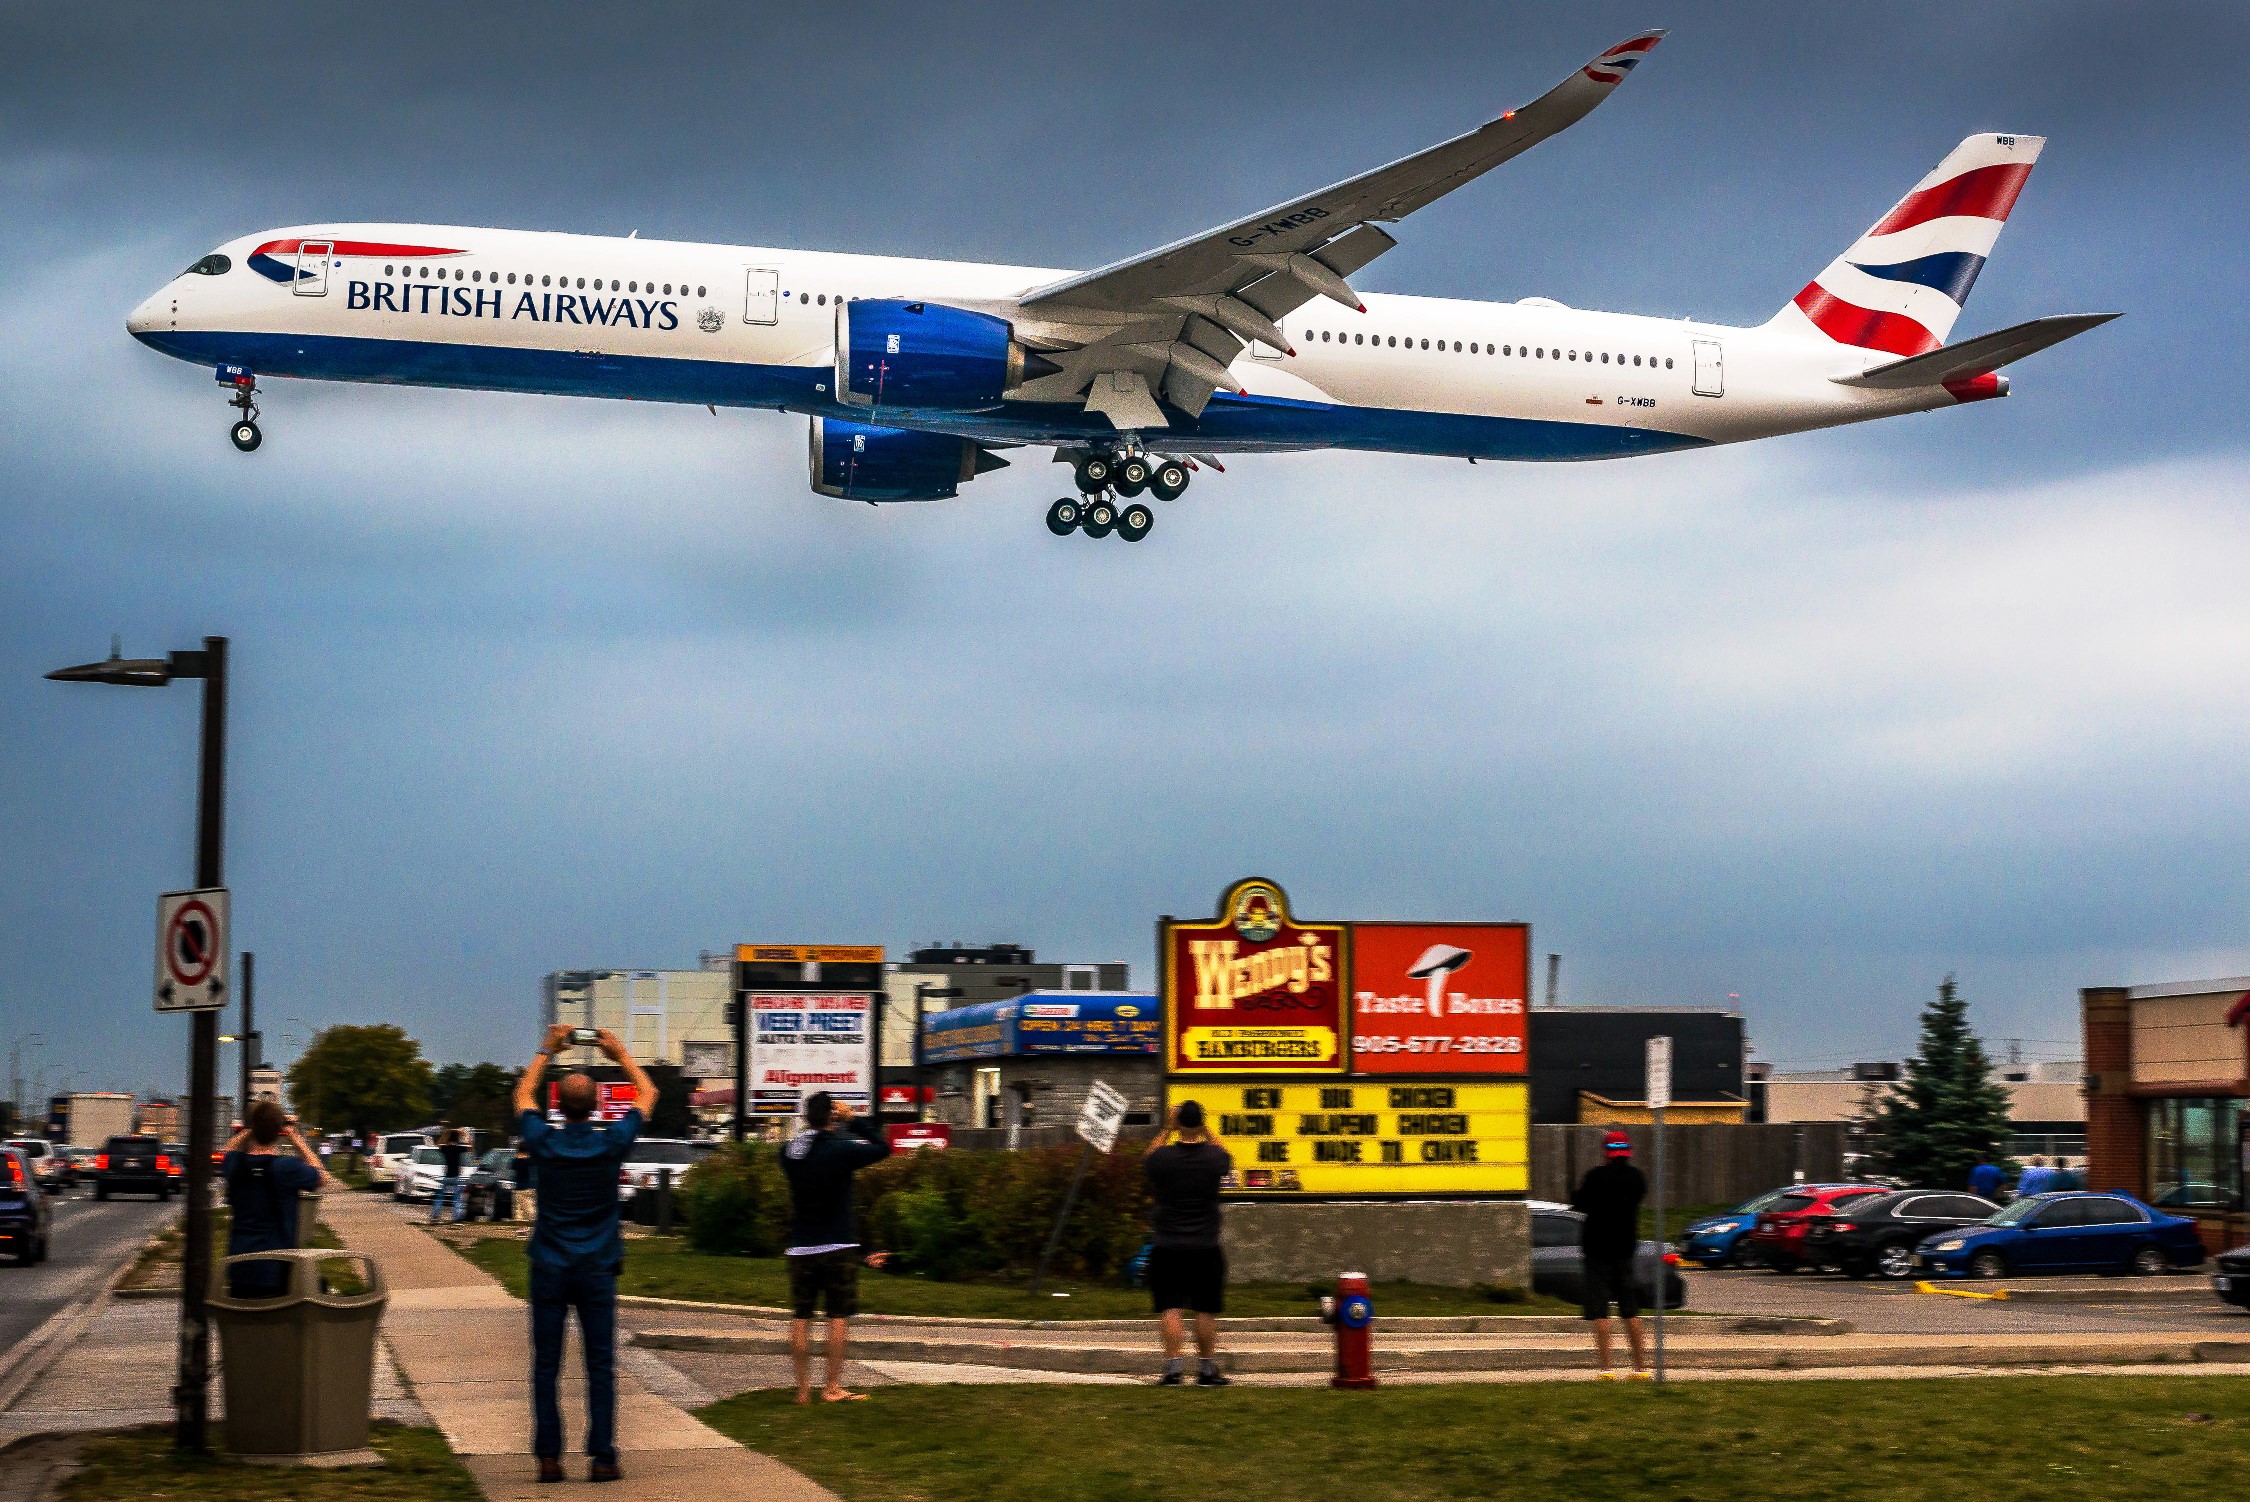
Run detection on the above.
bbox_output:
[1073,457,1112,495]
[1113,456,1151,496]
[1117,503,1153,542]
[1150,461,1189,501]
[230,420,262,452]
[1082,499,1116,539]
[1045,498,1081,536]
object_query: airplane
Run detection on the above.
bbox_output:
[127,28,2115,544]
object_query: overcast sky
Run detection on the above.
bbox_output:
[5,2,2246,1101]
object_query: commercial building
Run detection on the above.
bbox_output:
[2083,977,2248,1251]
[1752,1060,2085,1166]
[920,992,1161,1135]
[883,944,1131,1093]
[1529,1006,1748,1124]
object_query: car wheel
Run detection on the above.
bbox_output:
[2132,1246,2169,1276]
[1969,1250,2008,1280]
[1875,1243,1918,1280]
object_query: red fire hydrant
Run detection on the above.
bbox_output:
[1320,1271,1377,1389]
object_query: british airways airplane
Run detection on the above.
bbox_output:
[127,30,2111,542]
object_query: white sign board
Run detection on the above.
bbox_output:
[1076,1079,1130,1153]
[747,993,873,1118]
[1645,1034,1673,1111]
[154,887,229,1012]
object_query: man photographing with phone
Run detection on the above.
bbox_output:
[512,1024,657,1483]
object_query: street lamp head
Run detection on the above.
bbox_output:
[47,636,173,687]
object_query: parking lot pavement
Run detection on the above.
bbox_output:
[1680,1266,2250,1335]
[0,1194,171,1360]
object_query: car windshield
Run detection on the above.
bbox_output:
[1732,1187,1795,1215]
[413,1147,445,1164]
[1988,1197,2052,1225]
[1769,1193,1816,1214]
[385,1136,424,1152]
[1834,1192,1905,1220]
[631,1142,708,1165]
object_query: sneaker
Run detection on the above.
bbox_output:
[1627,1370,1653,1381]
[1196,1369,1232,1387]
[1157,1370,1185,1386]
[1595,1371,1621,1381]
[589,1461,623,1484]
[536,1458,565,1484]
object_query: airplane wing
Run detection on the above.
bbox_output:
[1011,29,1666,427]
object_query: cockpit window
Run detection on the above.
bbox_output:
[184,254,231,276]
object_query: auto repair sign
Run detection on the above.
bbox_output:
[1165,878,1347,1074]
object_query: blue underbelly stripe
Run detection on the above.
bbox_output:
[134,328,1710,462]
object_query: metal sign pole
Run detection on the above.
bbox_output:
[178,636,226,1453]
[1652,1100,1665,1385]
[1028,1141,1094,1298]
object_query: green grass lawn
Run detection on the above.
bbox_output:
[60,1423,477,1502]
[700,1379,2250,1502]
[454,1234,1577,1320]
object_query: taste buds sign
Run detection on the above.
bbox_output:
[1348,923,1530,1075]
[1165,879,1347,1074]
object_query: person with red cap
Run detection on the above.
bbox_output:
[1571,1130,1649,1378]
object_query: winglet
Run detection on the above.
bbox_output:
[1581,29,1667,86]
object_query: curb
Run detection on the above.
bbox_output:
[613,1295,1848,1338]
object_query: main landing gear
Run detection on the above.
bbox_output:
[225,370,263,452]
[1051,450,1192,542]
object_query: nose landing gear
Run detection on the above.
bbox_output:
[222,367,263,452]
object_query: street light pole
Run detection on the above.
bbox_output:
[48,634,227,1454]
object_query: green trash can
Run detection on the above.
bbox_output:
[209,1248,387,1461]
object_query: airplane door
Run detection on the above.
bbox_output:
[293,240,333,297]
[744,267,779,325]
[1691,337,1723,397]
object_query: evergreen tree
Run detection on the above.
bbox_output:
[1865,976,2016,1189]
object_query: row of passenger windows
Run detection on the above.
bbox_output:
[1308,329,1674,369]
[382,263,706,298]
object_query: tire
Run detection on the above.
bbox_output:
[1875,1242,1918,1281]
[1117,503,1153,542]
[1045,498,1080,536]
[1114,456,1151,491]
[230,420,262,452]
[1083,500,1115,539]
[1969,1250,2008,1280]
[2132,1246,2169,1276]
[1150,461,1189,501]
[1073,457,1111,494]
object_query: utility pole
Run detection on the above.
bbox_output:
[1544,953,1560,1008]
[238,951,257,1116]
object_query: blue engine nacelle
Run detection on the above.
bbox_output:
[807,416,1010,502]
[833,299,1060,412]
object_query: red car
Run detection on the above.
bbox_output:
[1747,1183,1888,1272]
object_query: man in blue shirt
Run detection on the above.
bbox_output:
[513,1024,656,1484]
[1968,1157,2003,1200]
[2015,1156,2058,1199]
[220,1101,330,1297]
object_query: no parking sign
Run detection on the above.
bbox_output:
[154,887,229,1012]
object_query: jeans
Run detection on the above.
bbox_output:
[530,1260,618,1464]
[430,1175,465,1222]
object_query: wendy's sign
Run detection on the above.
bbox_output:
[1164,878,1347,1074]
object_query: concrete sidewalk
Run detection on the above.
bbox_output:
[323,1194,836,1501]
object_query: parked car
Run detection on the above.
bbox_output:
[1527,1201,1688,1311]
[368,1132,430,1188]
[1746,1183,1889,1272]
[2213,1244,2250,1312]
[1,1148,54,1264]
[395,1145,457,1201]
[1917,1192,2208,1279]
[92,1135,174,1200]
[615,1139,715,1203]
[1679,1187,1806,1267]
[1804,1190,2002,1279]
[463,1148,519,1221]
[5,1138,73,1192]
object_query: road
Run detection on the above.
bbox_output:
[1683,1265,2250,1335]
[0,1192,171,1358]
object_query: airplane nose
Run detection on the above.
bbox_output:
[126,289,167,342]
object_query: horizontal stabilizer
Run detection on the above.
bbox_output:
[1834,313,2118,389]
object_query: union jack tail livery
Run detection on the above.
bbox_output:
[1775,133,2044,358]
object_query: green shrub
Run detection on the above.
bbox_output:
[850,1144,1151,1282]
[679,1141,789,1256]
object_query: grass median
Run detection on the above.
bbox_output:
[451,1232,1577,1320]
[58,1422,477,1502]
[700,1377,2250,1502]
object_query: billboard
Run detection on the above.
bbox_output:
[1164,878,1347,1074]
[921,994,1161,1063]
[1347,923,1530,1075]
[746,993,873,1117]
[1165,1079,1529,1196]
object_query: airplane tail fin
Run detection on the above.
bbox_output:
[1769,133,2044,356]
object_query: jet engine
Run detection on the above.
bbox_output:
[833,299,1060,412]
[807,416,1009,502]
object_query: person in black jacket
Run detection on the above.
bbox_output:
[780,1091,893,1403]
[1571,1130,1649,1378]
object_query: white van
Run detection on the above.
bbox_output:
[368,1132,431,1187]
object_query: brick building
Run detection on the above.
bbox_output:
[2081,977,2249,1253]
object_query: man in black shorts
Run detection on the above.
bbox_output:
[1571,1130,1649,1379]
[780,1091,892,1403]
[1143,1100,1233,1386]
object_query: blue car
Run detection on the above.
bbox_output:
[1680,1186,1816,1268]
[1916,1191,2206,1279]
